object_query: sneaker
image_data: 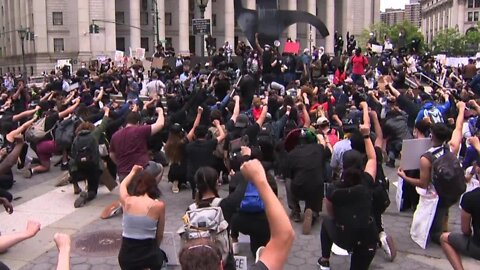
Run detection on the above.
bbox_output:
[100,201,122,219]
[22,168,33,179]
[303,208,313,235]
[74,192,88,208]
[172,181,179,193]
[55,172,71,187]
[60,162,69,171]
[255,246,265,263]
[317,258,330,270]
[232,242,240,255]
[379,231,397,262]
[290,211,301,222]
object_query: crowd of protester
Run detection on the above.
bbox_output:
[0,33,480,270]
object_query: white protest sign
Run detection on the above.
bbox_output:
[68,82,79,92]
[159,232,179,265]
[234,256,248,270]
[136,48,146,60]
[400,138,432,170]
[114,51,124,62]
[372,44,383,54]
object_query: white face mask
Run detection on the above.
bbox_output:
[254,54,258,58]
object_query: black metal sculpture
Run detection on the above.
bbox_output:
[234,0,329,47]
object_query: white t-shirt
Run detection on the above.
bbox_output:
[145,80,165,97]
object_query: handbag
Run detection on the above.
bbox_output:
[410,185,439,249]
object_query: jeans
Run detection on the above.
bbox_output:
[230,212,270,256]
[71,168,101,194]
[320,217,377,270]
[429,202,450,244]
[285,178,323,215]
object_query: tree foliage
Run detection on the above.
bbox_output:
[431,28,480,56]
[359,21,424,52]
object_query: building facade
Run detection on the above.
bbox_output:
[0,0,380,76]
[405,2,422,28]
[381,8,405,26]
[421,0,480,44]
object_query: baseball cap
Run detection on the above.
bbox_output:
[235,114,249,128]
[316,116,330,126]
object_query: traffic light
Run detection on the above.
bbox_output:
[89,23,99,34]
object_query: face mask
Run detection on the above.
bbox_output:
[254,54,258,58]
[128,78,133,82]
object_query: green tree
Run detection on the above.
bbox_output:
[432,28,466,55]
[359,21,424,52]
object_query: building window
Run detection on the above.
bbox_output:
[116,37,126,51]
[212,14,217,27]
[468,12,473,21]
[141,12,148,25]
[141,37,149,51]
[165,37,172,46]
[116,12,125,24]
[475,11,479,21]
[52,12,63,25]
[468,0,474,8]
[476,0,480,8]
[141,0,148,10]
[165,12,172,26]
[30,66,34,76]
[53,38,64,52]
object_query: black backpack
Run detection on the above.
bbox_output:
[423,145,466,206]
[72,130,99,170]
[331,184,373,230]
[55,116,81,150]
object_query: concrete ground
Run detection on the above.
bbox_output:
[0,156,479,270]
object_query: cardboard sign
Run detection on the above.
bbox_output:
[372,44,383,54]
[152,57,164,69]
[136,48,146,60]
[114,51,124,62]
[284,41,300,54]
[400,138,432,170]
[234,256,248,270]
[159,232,179,265]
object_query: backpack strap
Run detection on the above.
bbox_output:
[210,197,223,207]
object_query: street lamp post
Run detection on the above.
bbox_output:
[196,0,209,57]
[152,0,160,46]
[17,28,27,80]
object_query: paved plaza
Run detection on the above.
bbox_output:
[1,156,480,270]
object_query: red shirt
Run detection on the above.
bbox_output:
[252,107,262,121]
[110,125,151,175]
[334,69,346,85]
[351,55,368,75]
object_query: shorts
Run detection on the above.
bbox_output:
[448,233,480,260]
[117,161,163,182]
[36,140,57,163]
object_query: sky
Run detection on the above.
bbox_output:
[381,0,410,11]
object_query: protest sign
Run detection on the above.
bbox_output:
[284,41,300,54]
[234,256,248,270]
[400,138,432,170]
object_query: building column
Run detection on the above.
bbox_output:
[32,0,47,54]
[104,0,117,55]
[325,0,334,54]
[287,0,297,41]
[364,0,372,29]
[344,0,354,37]
[458,0,465,33]
[129,0,141,51]
[178,0,189,55]
[307,0,316,49]
[451,0,458,29]
[374,0,381,23]
[224,0,235,47]
[204,1,213,54]
[242,0,256,45]
[77,0,91,59]
[156,0,166,43]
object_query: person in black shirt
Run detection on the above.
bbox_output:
[318,124,378,270]
[285,128,329,235]
[212,48,226,69]
[212,71,230,101]
[186,120,225,199]
[441,187,480,268]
